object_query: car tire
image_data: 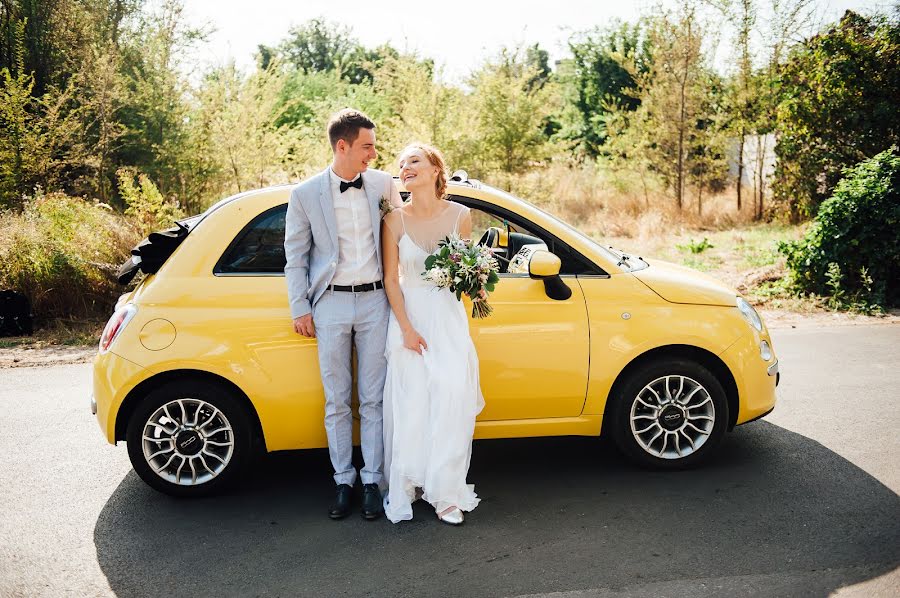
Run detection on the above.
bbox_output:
[126,379,253,497]
[609,358,729,470]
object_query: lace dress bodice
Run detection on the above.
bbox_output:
[387,202,468,289]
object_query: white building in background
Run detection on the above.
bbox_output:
[728,133,777,195]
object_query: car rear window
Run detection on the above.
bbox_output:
[215,205,287,275]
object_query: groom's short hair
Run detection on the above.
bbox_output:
[327,109,376,150]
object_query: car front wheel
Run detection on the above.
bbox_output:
[126,379,252,497]
[609,359,729,469]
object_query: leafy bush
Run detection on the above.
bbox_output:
[118,169,185,235]
[677,237,714,254]
[779,148,900,309]
[0,191,139,322]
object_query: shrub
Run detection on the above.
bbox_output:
[677,237,714,254]
[0,191,139,322]
[118,169,185,235]
[779,148,900,309]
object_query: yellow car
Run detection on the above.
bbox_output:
[93,175,779,496]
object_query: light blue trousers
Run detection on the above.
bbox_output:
[312,288,389,487]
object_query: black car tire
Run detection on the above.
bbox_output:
[126,379,253,497]
[609,358,729,470]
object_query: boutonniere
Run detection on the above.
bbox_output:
[379,195,394,217]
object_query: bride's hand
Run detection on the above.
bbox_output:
[402,327,428,354]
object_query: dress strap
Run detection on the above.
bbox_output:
[453,203,464,234]
[399,209,406,234]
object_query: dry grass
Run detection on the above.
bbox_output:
[486,161,817,311]
[0,319,104,348]
[0,192,140,332]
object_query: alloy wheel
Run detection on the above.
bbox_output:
[629,375,715,460]
[141,398,235,486]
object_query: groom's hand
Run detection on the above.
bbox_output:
[294,315,316,338]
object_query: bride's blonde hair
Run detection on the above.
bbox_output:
[401,143,448,199]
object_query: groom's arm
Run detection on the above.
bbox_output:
[284,186,314,334]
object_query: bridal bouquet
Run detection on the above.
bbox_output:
[423,234,500,318]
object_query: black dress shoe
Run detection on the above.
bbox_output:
[361,483,384,520]
[329,484,353,520]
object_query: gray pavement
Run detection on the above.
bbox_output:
[0,325,898,597]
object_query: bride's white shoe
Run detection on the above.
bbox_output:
[437,506,464,526]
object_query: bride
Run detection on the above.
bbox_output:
[380,143,485,525]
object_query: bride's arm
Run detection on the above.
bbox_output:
[381,213,427,354]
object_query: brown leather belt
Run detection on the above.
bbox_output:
[329,281,384,292]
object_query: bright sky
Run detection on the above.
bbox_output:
[182,0,892,80]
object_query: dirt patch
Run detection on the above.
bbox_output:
[0,344,96,368]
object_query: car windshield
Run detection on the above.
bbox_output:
[516,197,647,272]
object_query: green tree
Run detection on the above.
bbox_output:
[773,10,900,222]
[111,0,207,208]
[469,48,559,181]
[370,52,471,171]
[608,3,727,210]
[195,60,301,196]
[265,18,396,85]
[0,65,84,207]
[563,21,649,156]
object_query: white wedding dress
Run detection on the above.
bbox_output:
[382,202,485,523]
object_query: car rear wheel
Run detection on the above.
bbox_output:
[609,359,729,469]
[126,379,252,497]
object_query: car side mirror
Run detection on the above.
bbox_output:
[511,247,572,301]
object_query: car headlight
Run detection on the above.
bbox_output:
[736,296,762,332]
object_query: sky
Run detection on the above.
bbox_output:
[181,0,893,80]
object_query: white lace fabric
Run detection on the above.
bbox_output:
[384,201,468,254]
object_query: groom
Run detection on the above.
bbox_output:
[284,108,401,520]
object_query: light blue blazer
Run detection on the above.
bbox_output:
[284,167,392,319]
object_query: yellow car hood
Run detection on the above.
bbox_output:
[631,259,737,307]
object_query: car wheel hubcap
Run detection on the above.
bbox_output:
[629,375,715,460]
[142,398,234,486]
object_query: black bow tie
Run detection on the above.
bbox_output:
[339,178,363,193]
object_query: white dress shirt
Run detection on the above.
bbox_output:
[329,169,381,286]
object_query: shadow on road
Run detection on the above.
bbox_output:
[94,421,900,597]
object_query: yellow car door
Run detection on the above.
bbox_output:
[468,273,589,420]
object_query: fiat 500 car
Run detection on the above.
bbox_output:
[93,176,779,496]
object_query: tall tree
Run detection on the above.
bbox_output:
[615,3,724,210]
[706,0,758,212]
[773,10,900,221]
[469,48,558,182]
[265,18,396,85]
[564,21,649,157]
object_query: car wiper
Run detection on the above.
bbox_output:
[606,247,646,271]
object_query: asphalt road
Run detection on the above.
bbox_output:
[0,325,898,598]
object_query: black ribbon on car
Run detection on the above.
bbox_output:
[116,221,191,285]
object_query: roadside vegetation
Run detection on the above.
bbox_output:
[1,0,898,345]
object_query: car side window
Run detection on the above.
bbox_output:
[215,204,287,274]
[459,201,601,276]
